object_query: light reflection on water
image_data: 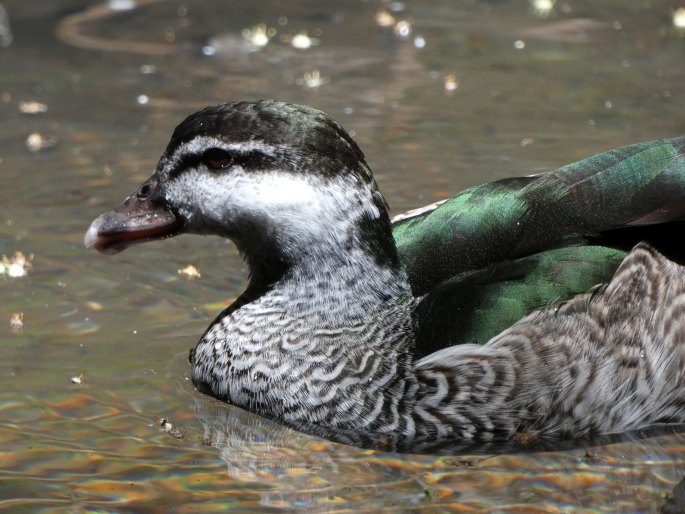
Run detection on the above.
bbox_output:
[1,0,685,510]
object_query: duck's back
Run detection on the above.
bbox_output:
[394,137,685,348]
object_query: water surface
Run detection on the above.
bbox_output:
[2,0,685,511]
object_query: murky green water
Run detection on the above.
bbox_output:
[2,0,685,511]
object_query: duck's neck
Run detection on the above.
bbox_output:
[246,241,412,322]
[190,230,419,432]
[231,175,410,322]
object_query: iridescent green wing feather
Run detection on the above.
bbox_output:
[412,245,627,353]
[394,137,685,347]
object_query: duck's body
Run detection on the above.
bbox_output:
[86,101,685,445]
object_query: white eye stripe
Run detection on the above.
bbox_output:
[173,136,281,163]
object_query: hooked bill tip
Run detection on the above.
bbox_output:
[83,215,125,254]
[84,217,102,249]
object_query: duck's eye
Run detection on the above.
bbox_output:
[202,148,232,170]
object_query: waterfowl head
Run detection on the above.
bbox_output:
[85,101,401,283]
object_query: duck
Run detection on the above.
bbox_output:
[85,100,685,446]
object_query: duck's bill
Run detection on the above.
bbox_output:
[84,195,183,255]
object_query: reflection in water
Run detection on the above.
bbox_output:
[55,0,177,55]
[195,383,685,455]
[193,395,493,511]
[195,398,373,511]
[193,393,685,511]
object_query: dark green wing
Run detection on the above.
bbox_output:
[393,137,685,347]
[411,245,626,356]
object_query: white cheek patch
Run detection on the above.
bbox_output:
[244,173,382,228]
[165,166,382,243]
[243,173,321,211]
[237,174,332,242]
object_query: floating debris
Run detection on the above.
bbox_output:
[70,371,85,384]
[241,23,276,49]
[0,251,32,278]
[674,7,685,29]
[177,264,201,279]
[375,9,396,27]
[393,19,413,39]
[296,70,330,89]
[18,100,48,114]
[86,301,104,311]
[9,312,23,334]
[376,7,416,43]
[25,132,57,152]
[520,137,535,147]
[443,74,459,92]
[529,0,556,18]
[160,417,184,438]
[290,31,317,49]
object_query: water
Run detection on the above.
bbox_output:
[1,0,685,511]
